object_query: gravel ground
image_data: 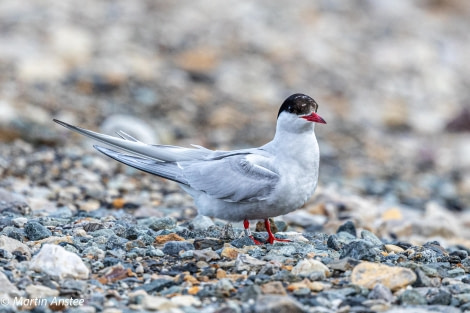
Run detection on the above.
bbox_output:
[1,1,470,312]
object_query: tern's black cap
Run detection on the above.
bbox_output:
[277,93,319,118]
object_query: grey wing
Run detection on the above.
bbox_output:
[181,153,279,203]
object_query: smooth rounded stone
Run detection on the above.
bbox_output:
[337,220,357,237]
[264,244,297,261]
[384,244,405,253]
[253,295,304,313]
[29,244,89,280]
[144,217,177,231]
[162,241,195,256]
[291,258,330,279]
[26,284,59,298]
[351,262,417,291]
[0,235,31,259]
[368,283,393,302]
[340,240,380,261]
[398,289,427,305]
[25,221,52,241]
[190,215,215,230]
[360,230,383,247]
[449,249,468,260]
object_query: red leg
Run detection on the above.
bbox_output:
[243,219,262,245]
[265,219,290,244]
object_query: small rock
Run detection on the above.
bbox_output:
[193,238,224,250]
[254,295,304,313]
[155,233,185,244]
[29,244,89,279]
[141,294,177,311]
[162,241,194,256]
[12,217,28,228]
[171,295,201,307]
[384,244,405,253]
[368,283,393,302]
[26,285,59,298]
[360,230,383,247]
[240,284,262,302]
[147,217,177,231]
[0,235,31,259]
[328,257,361,272]
[291,258,330,279]
[426,288,451,305]
[236,253,266,272]
[193,248,220,262]
[190,215,215,230]
[140,279,174,293]
[260,281,287,295]
[221,246,241,259]
[399,289,427,305]
[0,188,30,215]
[0,271,20,297]
[351,262,417,291]
[337,220,356,237]
[25,221,52,241]
[231,236,256,248]
[341,240,379,261]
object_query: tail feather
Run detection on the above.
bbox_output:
[94,145,189,185]
[53,119,210,162]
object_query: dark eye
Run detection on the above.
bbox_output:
[288,105,294,113]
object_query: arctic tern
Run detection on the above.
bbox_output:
[54,93,326,244]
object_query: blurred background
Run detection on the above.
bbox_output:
[0,0,469,244]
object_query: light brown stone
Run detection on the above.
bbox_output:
[351,262,416,291]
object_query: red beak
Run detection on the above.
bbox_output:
[301,112,327,124]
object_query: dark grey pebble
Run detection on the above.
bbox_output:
[24,221,51,240]
[340,240,379,261]
[426,288,451,305]
[162,241,194,256]
[450,250,468,260]
[361,230,383,247]
[139,278,175,293]
[231,236,256,248]
[336,220,356,237]
[147,217,176,231]
[239,284,262,302]
[399,289,427,305]
[368,283,393,302]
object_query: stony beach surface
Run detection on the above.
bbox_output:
[1,1,470,312]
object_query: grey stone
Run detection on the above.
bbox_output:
[340,240,379,261]
[368,283,393,302]
[162,241,194,256]
[360,230,383,247]
[254,295,304,313]
[24,221,52,241]
[399,289,427,305]
[337,220,356,237]
[146,217,177,231]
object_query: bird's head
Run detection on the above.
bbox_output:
[277,94,326,132]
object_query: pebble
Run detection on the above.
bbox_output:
[0,235,31,259]
[291,258,330,279]
[253,295,304,313]
[162,241,194,256]
[351,262,417,291]
[0,271,20,297]
[29,244,89,279]
[26,284,60,298]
